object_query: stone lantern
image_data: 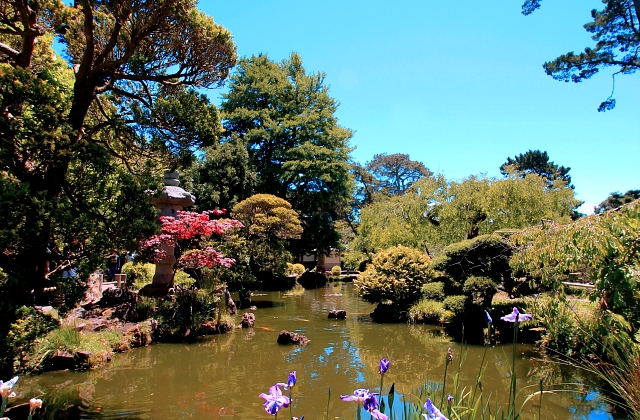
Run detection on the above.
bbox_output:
[139,170,195,296]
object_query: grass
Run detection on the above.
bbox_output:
[409,298,455,324]
[32,326,124,369]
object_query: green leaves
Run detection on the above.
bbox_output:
[221,53,353,253]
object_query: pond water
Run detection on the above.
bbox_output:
[16,282,619,419]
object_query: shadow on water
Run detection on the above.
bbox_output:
[14,282,622,419]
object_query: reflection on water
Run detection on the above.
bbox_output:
[15,283,619,419]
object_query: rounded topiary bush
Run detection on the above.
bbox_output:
[331,265,342,276]
[354,245,434,305]
[443,295,468,316]
[462,276,498,307]
[286,263,306,276]
[421,281,445,301]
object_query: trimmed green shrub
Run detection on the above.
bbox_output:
[121,262,155,289]
[286,263,306,276]
[331,265,342,276]
[354,245,435,304]
[441,234,512,284]
[443,295,468,315]
[174,270,195,288]
[463,276,498,307]
[421,282,445,301]
[409,299,454,324]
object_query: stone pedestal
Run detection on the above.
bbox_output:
[139,171,195,297]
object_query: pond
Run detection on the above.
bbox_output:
[17,282,618,419]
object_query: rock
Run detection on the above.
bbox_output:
[370,302,408,323]
[241,312,255,328]
[250,306,258,311]
[328,309,347,319]
[277,330,309,345]
[44,350,76,371]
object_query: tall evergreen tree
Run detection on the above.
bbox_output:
[221,53,354,254]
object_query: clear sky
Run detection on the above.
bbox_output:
[200,0,639,214]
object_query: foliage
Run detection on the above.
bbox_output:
[232,194,302,277]
[221,53,353,254]
[4,306,60,372]
[443,295,469,316]
[140,210,242,271]
[530,295,584,356]
[286,263,306,277]
[408,299,454,323]
[354,245,434,305]
[500,149,572,188]
[189,136,257,211]
[421,282,446,301]
[522,0,640,111]
[32,327,123,370]
[331,265,342,275]
[462,276,498,307]
[596,189,640,213]
[0,1,236,349]
[350,173,580,261]
[510,200,640,327]
[121,262,156,289]
[365,153,432,195]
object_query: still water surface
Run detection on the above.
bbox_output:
[18,283,616,419]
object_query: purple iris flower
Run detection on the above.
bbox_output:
[340,388,371,403]
[484,310,492,323]
[0,376,18,399]
[275,370,297,391]
[379,358,390,374]
[423,398,449,420]
[500,307,533,323]
[363,393,378,411]
[259,385,290,415]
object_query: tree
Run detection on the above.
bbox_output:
[366,153,432,195]
[522,0,639,111]
[349,173,580,263]
[0,1,236,301]
[510,200,640,327]
[595,190,640,213]
[500,150,572,188]
[221,53,353,255]
[189,136,257,212]
[231,194,303,278]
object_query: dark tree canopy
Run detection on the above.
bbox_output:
[366,153,432,195]
[190,137,257,212]
[522,0,640,111]
[595,189,640,213]
[0,1,236,311]
[500,150,572,188]
[221,53,354,254]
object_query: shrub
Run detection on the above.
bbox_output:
[286,263,306,277]
[421,282,445,301]
[354,245,435,305]
[174,270,195,288]
[409,299,454,324]
[443,295,468,316]
[5,306,60,372]
[441,234,512,284]
[121,262,155,290]
[331,265,342,276]
[463,276,498,307]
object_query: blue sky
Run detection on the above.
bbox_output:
[201,0,639,214]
